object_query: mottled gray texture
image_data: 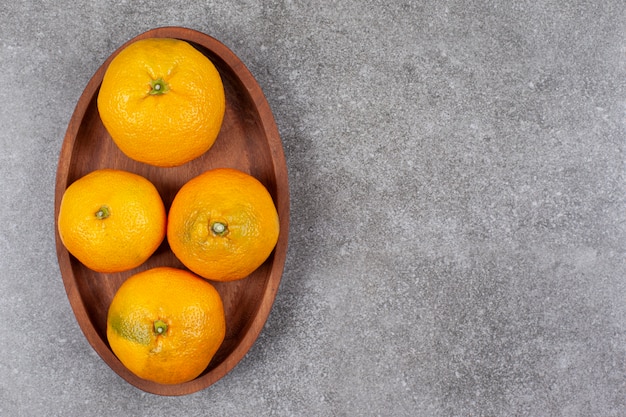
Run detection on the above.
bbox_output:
[1,1,624,416]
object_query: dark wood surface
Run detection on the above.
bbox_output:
[54,27,290,396]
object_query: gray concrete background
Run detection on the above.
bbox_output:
[1,1,624,416]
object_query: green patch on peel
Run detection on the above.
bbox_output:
[109,314,151,345]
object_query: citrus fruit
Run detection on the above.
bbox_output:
[57,169,166,273]
[167,168,280,282]
[97,37,226,167]
[106,267,226,385]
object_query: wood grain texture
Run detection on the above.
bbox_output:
[54,27,290,396]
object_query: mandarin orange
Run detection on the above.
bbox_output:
[57,169,166,273]
[106,267,226,385]
[97,38,225,167]
[167,168,280,281]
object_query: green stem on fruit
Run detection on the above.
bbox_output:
[149,78,169,95]
[211,221,228,236]
[95,205,110,220]
[153,320,168,336]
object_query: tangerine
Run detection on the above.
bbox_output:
[106,267,226,385]
[167,168,280,281]
[97,38,226,167]
[57,169,166,273]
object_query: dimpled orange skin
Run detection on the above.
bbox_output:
[57,169,166,273]
[97,38,226,167]
[106,267,226,385]
[167,168,280,282]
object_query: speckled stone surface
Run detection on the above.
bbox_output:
[1,1,624,416]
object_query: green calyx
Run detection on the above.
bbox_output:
[211,221,228,236]
[153,320,168,336]
[95,205,110,220]
[149,78,170,95]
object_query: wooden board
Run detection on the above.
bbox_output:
[54,27,290,396]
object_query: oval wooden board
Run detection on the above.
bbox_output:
[54,27,289,396]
